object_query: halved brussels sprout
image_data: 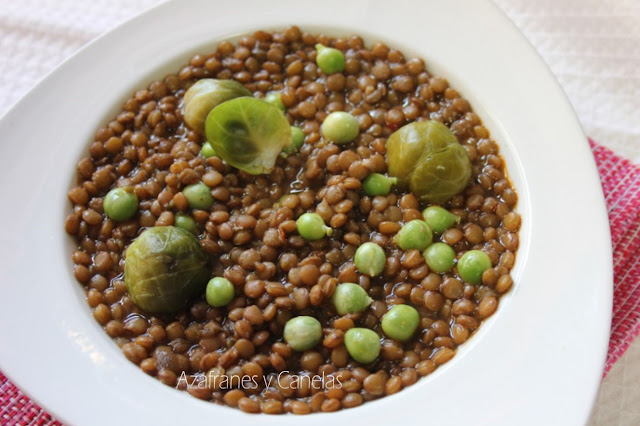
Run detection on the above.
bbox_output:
[183,79,252,134]
[205,97,292,175]
[124,226,209,314]
[387,120,472,203]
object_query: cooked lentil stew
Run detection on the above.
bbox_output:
[65,26,520,414]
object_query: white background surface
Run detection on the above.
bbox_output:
[0,0,637,424]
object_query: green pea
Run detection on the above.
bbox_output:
[457,250,492,285]
[103,187,138,221]
[344,328,381,364]
[424,242,455,273]
[284,316,323,351]
[282,126,305,155]
[362,173,398,196]
[174,213,197,234]
[422,206,460,234]
[205,277,235,307]
[394,220,433,251]
[354,242,386,277]
[332,283,373,315]
[321,111,359,144]
[200,142,216,158]
[315,43,345,74]
[381,304,420,342]
[296,212,332,241]
[264,91,285,112]
[183,181,214,210]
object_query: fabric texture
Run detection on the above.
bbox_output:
[494,0,640,163]
[590,140,640,374]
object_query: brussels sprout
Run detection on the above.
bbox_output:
[124,226,209,314]
[183,79,252,134]
[387,120,472,203]
[205,97,292,175]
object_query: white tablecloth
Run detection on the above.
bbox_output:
[0,0,638,424]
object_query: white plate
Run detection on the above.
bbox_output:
[0,0,612,424]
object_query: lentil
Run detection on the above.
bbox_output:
[66,27,519,414]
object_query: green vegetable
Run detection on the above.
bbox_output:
[183,181,214,210]
[394,220,433,251]
[296,212,332,241]
[457,250,492,285]
[264,91,285,112]
[200,142,216,158]
[354,242,386,277]
[362,173,398,196]
[424,242,455,273]
[103,187,138,221]
[344,328,381,364]
[332,283,373,315]
[315,43,345,74]
[387,120,472,203]
[381,304,420,342]
[205,277,235,307]
[174,213,197,234]
[282,126,305,155]
[183,78,252,134]
[124,226,209,314]
[283,316,323,351]
[205,97,291,175]
[321,111,359,144]
[422,206,460,234]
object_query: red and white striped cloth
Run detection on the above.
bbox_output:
[589,140,640,374]
[1,139,638,425]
